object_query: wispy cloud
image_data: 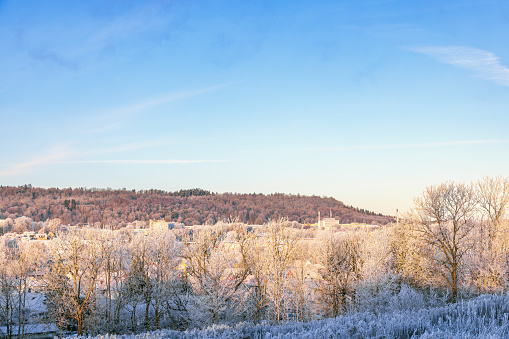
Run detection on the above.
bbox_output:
[0,156,226,177]
[257,139,509,154]
[57,160,227,164]
[87,82,235,134]
[81,138,177,156]
[412,46,509,86]
[0,149,75,177]
[105,83,234,118]
[82,2,171,55]
[0,138,226,177]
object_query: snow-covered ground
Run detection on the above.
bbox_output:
[72,294,509,339]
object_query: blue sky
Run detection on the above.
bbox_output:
[1,0,508,215]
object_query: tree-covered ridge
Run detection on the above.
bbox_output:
[0,185,392,227]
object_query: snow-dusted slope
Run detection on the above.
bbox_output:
[76,294,509,339]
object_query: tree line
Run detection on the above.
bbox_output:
[0,186,392,230]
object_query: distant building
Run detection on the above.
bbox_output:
[35,233,48,240]
[317,210,339,230]
[23,231,36,239]
[318,218,340,229]
[149,219,170,231]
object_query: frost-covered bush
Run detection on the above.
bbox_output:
[353,274,451,316]
[389,284,427,312]
[353,274,401,314]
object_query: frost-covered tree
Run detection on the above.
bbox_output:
[0,240,18,339]
[410,182,478,301]
[93,230,131,333]
[0,239,45,339]
[125,230,182,331]
[315,234,362,317]
[287,241,313,322]
[477,176,509,246]
[45,229,103,336]
[465,176,509,294]
[43,218,62,234]
[182,223,251,326]
[0,218,14,234]
[12,217,33,234]
[243,234,271,324]
[148,230,179,330]
[265,219,299,323]
[392,222,435,288]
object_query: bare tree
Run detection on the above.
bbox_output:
[95,230,130,333]
[126,233,156,332]
[466,176,509,293]
[477,176,509,247]
[315,234,362,317]
[265,219,299,323]
[0,239,17,339]
[244,235,270,324]
[392,222,436,288]
[45,230,103,336]
[43,219,62,234]
[12,217,32,234]
[109,232,131,332]
[141,229,181,330]
[0,239,45,339]
[12,242,45,339]
[410,181,478,301]
[182,222,251,325]
[0,219,13,234]
[123,267,144,333]
[287,241,313,322]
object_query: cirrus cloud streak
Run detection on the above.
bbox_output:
[0,154,227,178]
[412,46,509,86]
[57,160,228,164]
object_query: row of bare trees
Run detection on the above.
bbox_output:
[1,221,367,336]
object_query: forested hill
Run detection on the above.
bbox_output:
[0,185,393,228]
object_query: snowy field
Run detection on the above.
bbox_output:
[74,294,509,339]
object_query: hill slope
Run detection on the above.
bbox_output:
[0,185,393,227]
